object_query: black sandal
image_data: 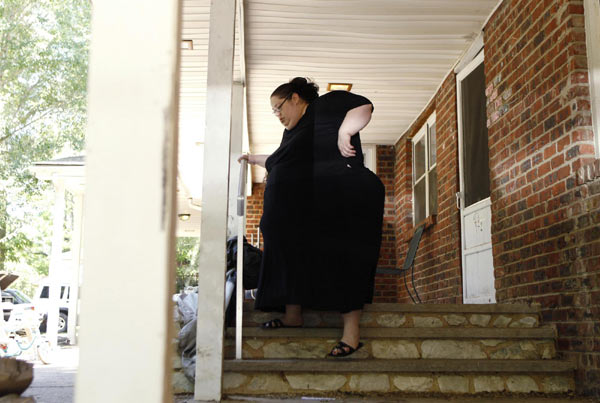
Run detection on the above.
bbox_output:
[260,318,302,329]
[327,341,364,358]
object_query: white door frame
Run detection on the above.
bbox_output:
[456,50,496,304]
[584,0,600,158]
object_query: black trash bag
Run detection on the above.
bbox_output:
[225,270,237,327]
[226,236,261,290]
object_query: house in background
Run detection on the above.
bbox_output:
[71,0,599,402]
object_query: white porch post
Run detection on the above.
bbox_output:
[67,189,83,345]
[75,0,181,401]
[47,180,65,347]
[194,0,236,400]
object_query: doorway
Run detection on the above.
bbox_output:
[456,51,496,304]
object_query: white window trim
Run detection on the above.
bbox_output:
[584,0,600,158]
[412,112,437,225]
[362,144,376,172]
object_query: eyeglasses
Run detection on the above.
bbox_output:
[272,95,291,115]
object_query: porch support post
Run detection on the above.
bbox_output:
[194,0,236,400]
[74,0,181,401]
[67,189,83,345]
[47,179,65,348]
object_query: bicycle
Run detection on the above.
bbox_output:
[0,305,53,364]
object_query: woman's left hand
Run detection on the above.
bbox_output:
[338,132,356,157]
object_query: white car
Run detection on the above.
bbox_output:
[33,280,71,334]
[0,272,44,327]
[2,289,41,324]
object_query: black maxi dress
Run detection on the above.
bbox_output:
[255,91,385,314]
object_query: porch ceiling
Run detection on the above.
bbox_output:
[175,0,500,233]
[245,0,499,154]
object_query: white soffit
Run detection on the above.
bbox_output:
[178,0,501,186]
[245,0,499,156]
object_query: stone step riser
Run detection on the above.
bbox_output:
[224,338,556,360]
[244,311,540,329]
[223,371,574,395]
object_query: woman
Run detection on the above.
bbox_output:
[240,77,384,357]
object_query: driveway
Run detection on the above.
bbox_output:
[21,346,78,403]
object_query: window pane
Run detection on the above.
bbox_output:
[414,178,426,224]
[414,137,426,181]
[429,167,438,215]
[429,123,436,167]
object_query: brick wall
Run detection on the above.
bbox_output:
[485,0,599,395]
[376,145,397,269]
[374,145,398,302]
[393,72,463,304]
[245,183,264,248]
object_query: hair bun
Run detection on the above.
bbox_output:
[271,77,319,103]
[290,77,308,89]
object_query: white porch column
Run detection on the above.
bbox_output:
[75,0,181,401]
[47,180,65,347]
[228,82,245,237]
[194,0,236,400]
[67,189,83,345]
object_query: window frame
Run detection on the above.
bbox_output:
[412,112,437,226]
[584,0,600,158]
[362,144,376,172]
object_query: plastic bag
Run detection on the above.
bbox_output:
[176,292,198,382]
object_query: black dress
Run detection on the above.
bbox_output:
[255,91,385,313]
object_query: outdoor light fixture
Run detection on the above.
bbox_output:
[181,40,193,50]
[327,83,353,91]
[178,213,191,221]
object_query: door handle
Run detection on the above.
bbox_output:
[455,192,462,210]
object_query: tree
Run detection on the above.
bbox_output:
[0,0,91,282]
[175,237,200,293]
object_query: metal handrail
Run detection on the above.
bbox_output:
[235,159,247,359]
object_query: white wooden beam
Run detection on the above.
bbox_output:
[67,190,83,345]
[194,0,236,400]
[46,180,65,348]
[75,0,181,401]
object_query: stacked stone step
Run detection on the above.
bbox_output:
[223,303,576,396]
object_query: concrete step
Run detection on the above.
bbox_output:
[242,302,541,329]
[225,328,556,360]
[228,327,555,339]
[223,358,575,395]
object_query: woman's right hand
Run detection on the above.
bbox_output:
[238,154,268,168]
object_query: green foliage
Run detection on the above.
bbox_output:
[175,237,199,292]
[0,0,91,292]
[0,0,91,180]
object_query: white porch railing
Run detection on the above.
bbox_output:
[235,158,248,359]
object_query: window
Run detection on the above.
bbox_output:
[412,113,437,225]
[40,286,68,299]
